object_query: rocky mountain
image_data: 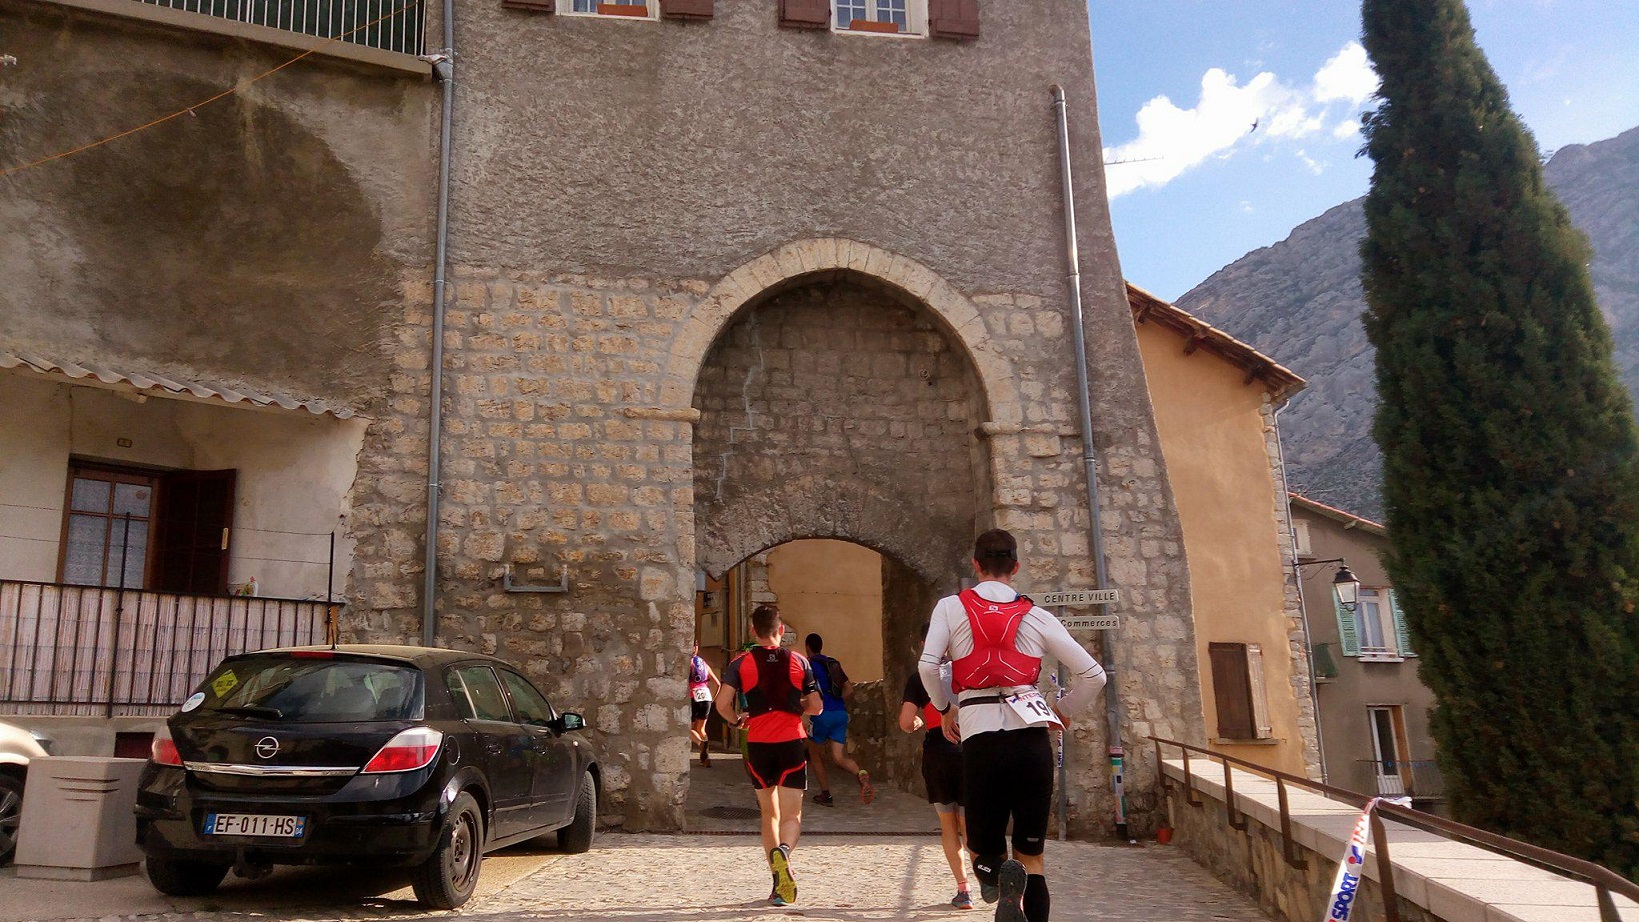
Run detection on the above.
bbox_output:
[1176,125,1639,520]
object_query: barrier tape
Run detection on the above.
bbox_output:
[1323,797,1381,921]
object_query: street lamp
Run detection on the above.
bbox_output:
[1298,558,1360,612]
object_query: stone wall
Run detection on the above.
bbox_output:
[1264,401,1322,778]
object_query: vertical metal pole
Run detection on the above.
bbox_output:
[1055,655,1068,840]
[421,17,456,647]
[1051,83,1125,838]
[327,531,338,648]
[105,513,131,717]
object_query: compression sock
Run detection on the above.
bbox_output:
[1023,874,1050,922]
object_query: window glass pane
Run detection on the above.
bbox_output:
[70,478,111,513]
[445,670,476,719]
[572,0,595,10]
[838,0,866,25]
[1357,589,1385,649]
[112,482,153,517]
[106,520,148,589]
[1371,709,1399,774]
[877,0,907,27]
[197,655,424,722]
[63,515,107,586]
[500,670,554,727]
[456,666,512,721]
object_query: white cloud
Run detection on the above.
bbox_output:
[1333,118,1362,140]
[1313,42,1379,105]
[1103,41,1383,198]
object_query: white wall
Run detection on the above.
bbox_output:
[0,373,366,599]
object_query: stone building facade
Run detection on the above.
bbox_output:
[2,0,1207,834]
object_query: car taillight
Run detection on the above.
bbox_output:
[362,727,443,774]
[151,727,183,766]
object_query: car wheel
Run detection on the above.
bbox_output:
[145,856,230,896]
[0,774,22,866]
[557,771,596,854]
[411,790,483,909]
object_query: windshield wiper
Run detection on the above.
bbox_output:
[213,705,284,719]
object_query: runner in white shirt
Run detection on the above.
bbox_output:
[919,529,1106,922]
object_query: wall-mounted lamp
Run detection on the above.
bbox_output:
[1297,558,1360,612]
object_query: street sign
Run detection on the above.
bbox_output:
[1060,614,1120,631]
[1037,588,1120,607]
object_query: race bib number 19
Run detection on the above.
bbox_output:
[1004,688,1062,727]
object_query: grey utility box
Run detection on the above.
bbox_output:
[14,756,146,880]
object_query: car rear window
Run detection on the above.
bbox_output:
[195,654,424,722]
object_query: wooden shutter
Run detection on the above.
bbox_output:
[1208,642,1255,740]
[1388,589,1414,656]
[501,0,554,11]
[1333,592,1361,656]
[927,0,978,40]
[660,0,712,18]
[779,0,830,29]
[152,470,236,595]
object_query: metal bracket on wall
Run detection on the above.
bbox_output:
[503,564,569,594]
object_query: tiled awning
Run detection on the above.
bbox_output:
[0,351,360,420]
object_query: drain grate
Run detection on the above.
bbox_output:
[698,805,763,820]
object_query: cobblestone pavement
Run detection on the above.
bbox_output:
[686,753,936,835]
[18,834,1272,922]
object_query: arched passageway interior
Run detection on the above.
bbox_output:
[685,272,998,818]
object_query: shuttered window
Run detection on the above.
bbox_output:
[1388,589,1415,656]
[1333,590,1361,656]
[1208,642,1272,741]
[565,0,657,17]
[927,0,978,39]
[779,0,831,28]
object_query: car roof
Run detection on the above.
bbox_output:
[238,644,509,670]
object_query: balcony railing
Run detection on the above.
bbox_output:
[0,578,334,717]
[1360,758,1445,801]
[135,0,426,56]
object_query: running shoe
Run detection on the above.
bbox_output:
[951,889,974,910]
[995,859,1027,922]
[812,790,835,807]
[769,845,797,905]
[974,858,1000,904]
[857,769,877,805]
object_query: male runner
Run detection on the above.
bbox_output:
[687,641,720,766]
[900,643,973,910]
[804,633,876,806]
[920,529,1107,922]
[716,605,823,907]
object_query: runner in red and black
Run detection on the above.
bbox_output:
[716,604,823,907]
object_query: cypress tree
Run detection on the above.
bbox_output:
[1360,0,1639,873]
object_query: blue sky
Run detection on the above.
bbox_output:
[1090,1,1639,300]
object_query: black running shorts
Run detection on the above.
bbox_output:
[963,726,1054,856]
[744,739,808,790]
[921,740,963,807]
[690,700,712,722]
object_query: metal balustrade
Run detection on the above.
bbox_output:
[1,578,334,717]
[135,0,426,55]
[1153,737,1639,922]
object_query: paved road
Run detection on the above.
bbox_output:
[2,757,1272,922]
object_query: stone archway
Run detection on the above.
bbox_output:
[687,263,998,803]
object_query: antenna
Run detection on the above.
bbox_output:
[1103,156,1164,166]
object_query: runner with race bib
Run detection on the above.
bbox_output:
[919,529,1107,922]
[688,641,721,767]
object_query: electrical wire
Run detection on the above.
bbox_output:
[0,0,421,178]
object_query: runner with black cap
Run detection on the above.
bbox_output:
[716,604,823,907]
[920,529,1107,922]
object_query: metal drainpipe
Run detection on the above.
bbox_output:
[421,10,456,647]
[1050,84,1127,839]
[1274,401,1329,784]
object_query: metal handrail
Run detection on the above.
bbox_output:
[1151,737,1639,922]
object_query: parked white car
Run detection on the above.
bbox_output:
[0,720,52,865]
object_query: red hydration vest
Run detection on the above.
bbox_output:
[950,589,1042,692]
[922,701,943,729]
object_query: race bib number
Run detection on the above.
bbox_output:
[691,685,713,703]
[1004,688,1062,727]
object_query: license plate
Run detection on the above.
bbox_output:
[203,813,307,838]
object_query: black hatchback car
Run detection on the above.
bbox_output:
[135,645,598,908]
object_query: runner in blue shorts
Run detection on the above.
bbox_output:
[803,633,876,806]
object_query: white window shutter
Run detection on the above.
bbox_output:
[1389,589,1415,656]
[1334,593,1361,656]
[1246,644,1273,739]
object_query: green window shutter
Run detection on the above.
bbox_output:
[1389,589,1415,656]
[1333,593,1361,656]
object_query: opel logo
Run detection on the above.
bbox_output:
[254,736,280,759]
